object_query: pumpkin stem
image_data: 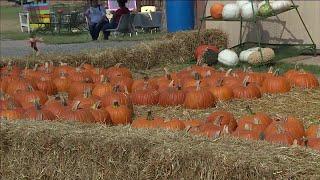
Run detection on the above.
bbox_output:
[272,69,280,76]
[72,101,81,111]
[143,81,149,90]
[177,85,182,91]
[242,76,250,87]
[247,67,253,73]
[244,123,253,131]
[112,100,120,107]
[245,105,254,115]
[216,78,224,87]
[31,98,41,110]
[44,62,49,72]
[253,117,261,125]
[115,63,123,68]
[195,80,201,91]
[267,66,274,74]
[146,110,153,121]
[91,101,101,109]
[225,69,233,77]
[33,64,39,71]
[60,95,67,106]
[294,63,300,70]
[83,88,92,98]
[168,80,174,88]
[316,128,320,138]
[143,76,149,82]
[113,85,120,92]
[214,115,224,126]
[194,72,201,81]
[27,85,34,92]
[205,70,211,78]
[218,67,225,72]
[124,86,129,95]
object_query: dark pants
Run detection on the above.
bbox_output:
[89,20,108,40]
[103,21,118,40]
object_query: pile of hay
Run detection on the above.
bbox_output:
[1,120,320,179]
[0,30,228,69]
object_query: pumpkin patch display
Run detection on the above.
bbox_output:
[1,60,320,152]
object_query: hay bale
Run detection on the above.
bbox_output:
[0,30,228,70]
[1,120,320,179]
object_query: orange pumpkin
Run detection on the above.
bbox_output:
[105,101,132,125]
[210,3,224,19]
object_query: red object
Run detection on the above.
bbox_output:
[114,7,130,23]
[195,45,219,60]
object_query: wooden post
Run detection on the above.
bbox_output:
[161,0,167,32]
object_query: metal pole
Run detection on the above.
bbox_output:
[197,0,208,43]
[250,0,264,62]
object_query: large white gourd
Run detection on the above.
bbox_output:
[218,49,239,66]
[222,4,240,20]
[237,0,250,8]
[241,2,258,20]
[271,1,291,11]
[239,47,260,62]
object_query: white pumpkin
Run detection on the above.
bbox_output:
[222,4,241,20]
[241,2,258,20]
[247,48,275,65]
[237,0,250,8]
[239,47,260,62]
[218,49,239,66]
[271,1,291,12]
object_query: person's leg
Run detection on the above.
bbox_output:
[89,23,98,40]
[102,22,117,40]
[94,20,108,40]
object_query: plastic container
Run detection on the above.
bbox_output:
[166,0,195,32]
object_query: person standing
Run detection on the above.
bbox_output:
[85,0,108,40]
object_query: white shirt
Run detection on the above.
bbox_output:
[86,5,106,24]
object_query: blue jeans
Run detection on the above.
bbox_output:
[89,20,108,40]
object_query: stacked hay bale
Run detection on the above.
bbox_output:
[0,29,228,70]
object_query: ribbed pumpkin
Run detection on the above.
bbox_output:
[210,3,224,19]
[262,69,291,94]
[110,76,134,93]
[207,110,237,132]
[289,70,319,89]
[17,86,48,109]
[189,124,222,138]
[101,85,132,109]
[183,119,202,128]
[307,138,320,151]
[132,76,159,92]
[233,76,261,99]
[68,81,94,100]
[131,110,163,129]
[105,63,132,79]
[73,88,99,109]
[306,124,320,138]
[237,106,272,132]
[159,81,186,106]
[161,119,186,131]
[43,95,69,118]
[24,99,56,121]
[265,127,296,146]
[36,77,57,95]
[208,79,234,101]
[53,72,71,92]
[184,81,215,109]
[130,82,159,105]
[232,124,262,141]
[89,101,111,124]
[92,75,113,97]
[105,101,132,125]
[0,102,25,120]
[69,67,93,83]
[264,116,305,141]
[60,101,95,123]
